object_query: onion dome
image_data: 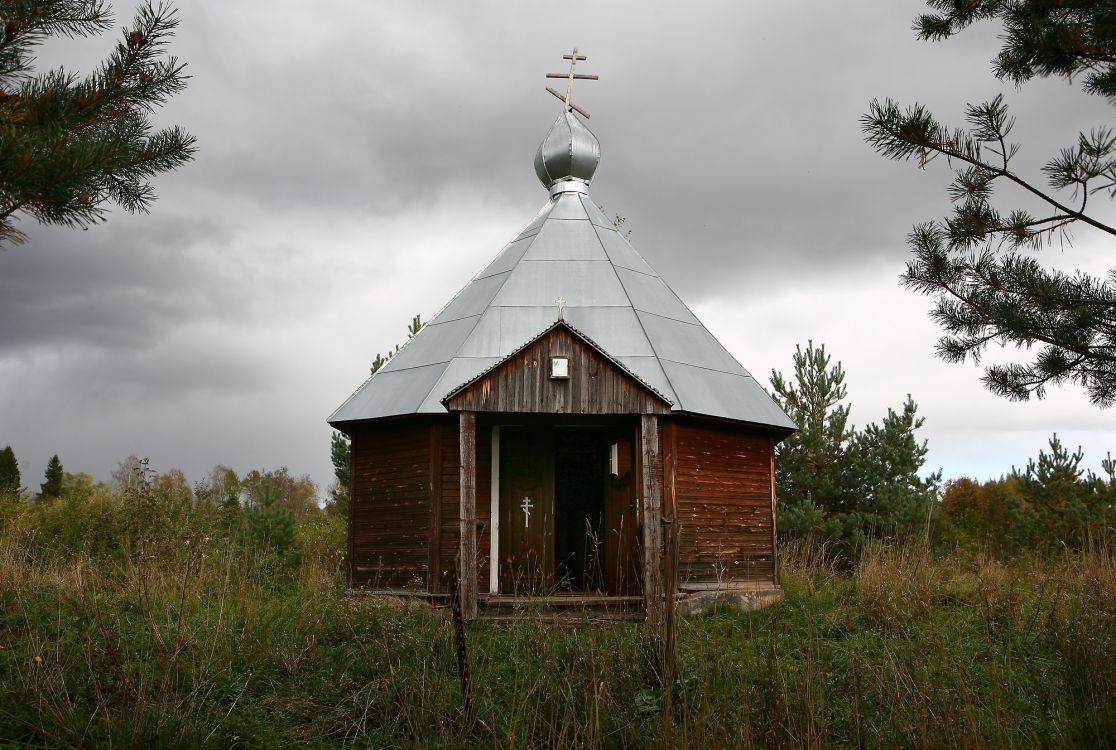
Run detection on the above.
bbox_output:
[533,110,600,194]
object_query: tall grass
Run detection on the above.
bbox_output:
[1,533,1113,748]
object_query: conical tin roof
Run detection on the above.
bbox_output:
[330,113,794,432]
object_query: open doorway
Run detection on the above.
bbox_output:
[496,423,640,596]
[554,429,607,591]
[554,426,640,595]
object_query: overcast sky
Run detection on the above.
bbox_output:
[2,0,1113,496]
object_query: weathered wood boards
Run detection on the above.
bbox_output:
[498,426,555,594]
[348,421,433,589]
[672,420,776,586]
[445,324,670,416]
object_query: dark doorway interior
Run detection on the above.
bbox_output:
[496,421,640,596]
[554,428,607,591]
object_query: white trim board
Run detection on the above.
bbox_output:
[489,426,500,594]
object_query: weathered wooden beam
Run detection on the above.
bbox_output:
[459,411,478,620]
[641,414,663,623]
[769,436,779,587]
[662,420,678,594]
[347,431,356,590]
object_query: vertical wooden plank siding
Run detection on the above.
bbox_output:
[349,422,432,588]
[673,421,775,585]
[439,420,459,594]
[459,412,478,620]
[428,423,443,592]
[445,326,670,415]
[641,414,663,622]
[770,435,779,586]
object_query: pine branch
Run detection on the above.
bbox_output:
[0,0,194,244]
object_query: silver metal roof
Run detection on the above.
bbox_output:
[330,191,795,431]
[329,112,795,432]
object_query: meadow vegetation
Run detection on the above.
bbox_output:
[0,460,1113,748]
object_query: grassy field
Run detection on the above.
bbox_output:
[1,535,1113,749]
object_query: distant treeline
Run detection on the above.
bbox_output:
[0,452,345,570]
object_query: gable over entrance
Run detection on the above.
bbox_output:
[443,322,671,415]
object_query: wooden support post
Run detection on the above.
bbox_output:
[347,430,355,590]
[459,412,478,620]
[641,414,663,623]
[770,436,779,587]
[662,421,678,594]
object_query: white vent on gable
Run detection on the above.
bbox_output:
[551,356,569,379]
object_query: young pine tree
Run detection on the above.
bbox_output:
[327,431,350,516]
[39,454,63,499]
[770,342,940,551]
[769,341,854,537]
[0,445,20,496]
[1013,434,1116,550]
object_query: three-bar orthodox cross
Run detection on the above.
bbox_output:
[521,496,533,528]
[546,47,598,119]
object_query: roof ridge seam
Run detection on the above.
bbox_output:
[633,308,703,326]
[378,359,454,375]
[420,312,483,327]
[581,194,667,274]
[621,244,753,375]
[658,357,756,379]
[612,264,657,278]
[586,211,683,408]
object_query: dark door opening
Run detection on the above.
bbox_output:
[554,429,607,591]
[497,423,640,596]
[554,427,640,595]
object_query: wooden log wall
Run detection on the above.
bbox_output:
[670,420,776,586]
[349,420,433,589]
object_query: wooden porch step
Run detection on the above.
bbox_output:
[478,593,645,621]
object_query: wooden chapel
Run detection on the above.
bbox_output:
[329,51,796,620]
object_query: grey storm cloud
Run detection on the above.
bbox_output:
[3,0,1114,492]
[0,217,239,352]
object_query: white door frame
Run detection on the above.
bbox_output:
[489,426,500,594]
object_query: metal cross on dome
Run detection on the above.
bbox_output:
[545,47,598,119]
